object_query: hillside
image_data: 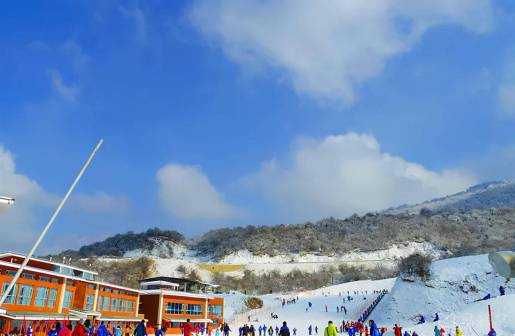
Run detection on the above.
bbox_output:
[59,182,515,261]
[385,181,515,214]
[60,208,515,262]
[58,228,184,258]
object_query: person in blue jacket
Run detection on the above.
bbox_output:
[97,322,111,336]
[417,315,425,324]
[368,320,380,336]
[499,286,505,296]
[433,313,439,322]
[135,320,147,336]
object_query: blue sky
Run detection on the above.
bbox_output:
[1,0,515,252]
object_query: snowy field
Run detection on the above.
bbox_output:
[220,254,514,336]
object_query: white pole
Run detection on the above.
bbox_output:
[0,139,104,307]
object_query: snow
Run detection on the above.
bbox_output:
[222,279,395,334]
[222,254,514,336]
[126,242,444,281]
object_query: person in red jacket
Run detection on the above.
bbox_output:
[183,319,192,336]
[58,324,73,336]
[393,324,402,336]
[72,320,88,336]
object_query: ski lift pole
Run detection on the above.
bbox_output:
[0,139,104,307]
[488,304,493,333]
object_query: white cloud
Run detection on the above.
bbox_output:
[49,69,79,102]
[190,0,493,103]
[156,163,238,220]
[0,146,50,249]
[249,133,475,220]
[71,192,130,215]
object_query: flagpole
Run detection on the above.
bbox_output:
[0,139,104,308]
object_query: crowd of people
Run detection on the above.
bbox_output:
[7,319,149,336]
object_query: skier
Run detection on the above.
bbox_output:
[292,328,297,336]
[337,307,340,313]
[393,324,401,336]
[259,326,262,336]
[417,315,425,324]
[455,326,462,336]
[433,326,441,336]
[499,286,505,296]
[323,321,338,336]
[268,327,273,336]
[402,332,410,336]
[275,326,279,336]
[433,313,439,322]
[279,322,290,336]
[325,305,328,313]
[315,326,318,335]
[308,325,313,336]
[439,327,445,336]
[488,329,496,336]
[482,293,491,301]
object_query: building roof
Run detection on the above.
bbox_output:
[139,276,219,288]
[141,289,215,300]
[0,251,98,275]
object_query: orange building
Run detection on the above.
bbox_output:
[0,252,142,335]
[139,277,224,334]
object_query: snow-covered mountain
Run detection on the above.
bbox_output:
[384,181,515,214]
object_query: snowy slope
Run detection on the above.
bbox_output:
[371,254,514,335]
[385,181,514,214]
[224,279,395,335]
[223,254,514,336]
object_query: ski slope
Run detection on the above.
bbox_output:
[221,254,514,336]
[224,279,395,335]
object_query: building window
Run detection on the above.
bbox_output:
[1,282,17,304]
[111,298,118,312]
[34,287,49,306]
[48,288,57,308]
[83,273,95,281]
[118,299,124,312]
[39,276,51,283]
[208,305,223,316]
[186,304,202,315]
[97,296,103,310]
[66,280,75,286]
[63,291,73,308]
[6,270,16,277]
[103,297,110,311]
[51,279,59,284]
[21,273,36,280]
[85,294,95,310]
[87,284,96,290]
[17,285,33,305]
[165,302,183,315]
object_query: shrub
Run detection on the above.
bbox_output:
[245,297,264,310]
[399,253,432,280]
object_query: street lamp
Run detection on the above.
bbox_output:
[0,139,104,312]
[0,196,15,206]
